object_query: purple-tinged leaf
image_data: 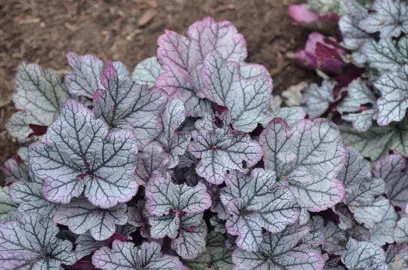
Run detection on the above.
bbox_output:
[171,214,207,259]
[260,118,346,211]
[183,232,232,269]
[337,79,377,132]
[189,113,263,184]
[29,100,138,208]
[349,196,390,228]
[289,4,339,25]
[187,17,247,71]
[302,216,325,247]
[232,223,324,270]
[386,244,408,269]
[303,80,337,118]
[207,183,228,220]
[322,221,347,255]
[10,179,57,216]
[271,107,306,126]
[374,154,408,209]
[92,240,187,270]
[135,142,170,185]
[359,0,408,38]
[6,63,68,141]
[2,147,29,183]
[157,100,191,168]
[148,213,180,239]
[132,57,163,87]
[0,214,76,269]
[220,169,300,251]
[363,37,408,72]
[296,33,347,74]
[375,65,408,125]
[54,198,128,241]
[156,17,247,117]
[395,217,408,243]
[341,238,387,270]
[0,187,17,221]
[94,62,167,147]
[202,51,272,132]
[145,176,211,216]
[65,52,104,97]
[339,12,371,51]
[369,203,397,245]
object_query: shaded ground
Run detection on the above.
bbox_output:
[0,0,315,175]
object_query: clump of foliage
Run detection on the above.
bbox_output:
[285,0,408,268]
[0,12,407,270]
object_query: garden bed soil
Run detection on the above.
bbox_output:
[0,0,316,182]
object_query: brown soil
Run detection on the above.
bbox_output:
[0,0,315,179]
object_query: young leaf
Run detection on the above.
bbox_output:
[6,63,68,141]
[337,78,377,132]
[157,99,191,168]
[29,100,139,208]
[189,113,263,184]
[220,169,300,251]
[0,214,76,269]
[341,238,387,270]
[53,198,128,241]
[93,62,167,147]
[359,0,408,38]
[132,56,163,87]
[260,118,346,211]
[92,240,187,270]
[0,187,17,220]
[232,223,324,270]
[374,154,408,209]
[202,50,272,132]
[183,232,233,270]
[302,80,337,118]
[375,65,408,125]
[135,142,170,185]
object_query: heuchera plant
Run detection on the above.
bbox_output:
[0,13,406,270]
[287,0,408,268]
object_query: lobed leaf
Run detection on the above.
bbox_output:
[260,118,346,211]
[302,80,337,118]
[189,113,262,184]
[341,238,387,270]
[29,100,139,208]
[132,56,163,87]
[92,240,186,270]
[0,214,76,269]
[54,198,128,241]
[220,169,300,251]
